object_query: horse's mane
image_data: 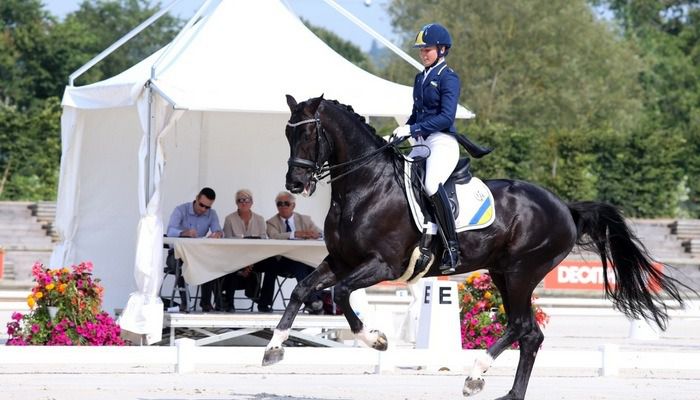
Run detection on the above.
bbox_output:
[321,99,387,148]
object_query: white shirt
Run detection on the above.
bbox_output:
[280,215,297,239]
[422,58,445,84]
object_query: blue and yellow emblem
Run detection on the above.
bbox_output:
[414,29,426,47]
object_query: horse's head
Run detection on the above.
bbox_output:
[284,94,328,196]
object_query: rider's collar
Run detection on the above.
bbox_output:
[423,58,445,80]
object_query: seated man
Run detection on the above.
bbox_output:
[166,187,223,312]
[256,191,324,314]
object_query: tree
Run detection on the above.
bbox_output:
[0,98,61,200]
[304,20,376,73]
[65,0,182,85]
[387,0,644,133]
[381,0,697,216]
[0,0,58,108]
[592,0,700,216]
[0,0,183,200]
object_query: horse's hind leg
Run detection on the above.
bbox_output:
[463,271,543,400]
[463,272,515,396]
[262,260,338,366]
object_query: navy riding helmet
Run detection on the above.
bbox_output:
[413,23,452,56]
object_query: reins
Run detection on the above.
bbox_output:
[286,108,432,186]
[286,115,409,185]
[319,139,402,184]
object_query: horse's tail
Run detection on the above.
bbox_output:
[567,201,690,330]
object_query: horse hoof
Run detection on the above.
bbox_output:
[262,347,285,366]
[371,330,388,351]
[462,377,484,397]
[493,390,521,400]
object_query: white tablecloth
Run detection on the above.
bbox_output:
[163,237,328,285]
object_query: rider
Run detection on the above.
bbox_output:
[393,23,460,274]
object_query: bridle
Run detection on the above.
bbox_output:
[286,115,327,174]
[286,111,404,185]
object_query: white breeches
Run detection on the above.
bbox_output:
[408,133,459,195]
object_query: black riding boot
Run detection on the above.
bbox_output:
[430,184,460,274]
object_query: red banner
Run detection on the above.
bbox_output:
[543,259,663,291]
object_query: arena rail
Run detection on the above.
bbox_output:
[1,343,699,377]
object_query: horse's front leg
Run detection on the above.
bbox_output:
[333,259,399,351]
[262,259,337,366]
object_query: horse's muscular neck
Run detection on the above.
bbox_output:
[321,110,394,196]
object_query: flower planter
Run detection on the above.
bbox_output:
[5,261,125,346]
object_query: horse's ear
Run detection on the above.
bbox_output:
[286,95,297,111]
[308,95,323,112]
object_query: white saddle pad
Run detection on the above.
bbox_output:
[404,161,496,233]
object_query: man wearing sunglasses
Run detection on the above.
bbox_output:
[166,187,223,239]
[255,191,324,313]
[166,187,223,312]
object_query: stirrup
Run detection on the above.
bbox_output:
[439,265,456,274]
[439,248,458,274]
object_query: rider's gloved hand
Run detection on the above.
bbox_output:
[392,125,412,138]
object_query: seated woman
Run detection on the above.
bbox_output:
[220,189,268,312]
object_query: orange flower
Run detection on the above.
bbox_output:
[34,291,44,299]
[46,283,55,291]
[484,291,492,300]
[58,283,67,293]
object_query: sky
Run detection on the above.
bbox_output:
[41,0,400,51]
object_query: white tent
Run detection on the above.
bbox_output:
[53,0,474,343]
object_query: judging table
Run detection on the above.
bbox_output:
[163,237,328,285]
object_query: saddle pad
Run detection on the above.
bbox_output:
[404,161,496,233]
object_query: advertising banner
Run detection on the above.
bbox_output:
[543,259,662,291]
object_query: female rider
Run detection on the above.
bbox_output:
[393,23,460,274]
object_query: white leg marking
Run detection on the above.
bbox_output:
[267,329,290,350]
[356,328,379,348]
[468,352,494,380]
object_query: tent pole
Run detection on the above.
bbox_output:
[320,0,423,71]
[146,82,155,202]
[69,0,185,86]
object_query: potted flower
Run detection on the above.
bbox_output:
[6,262,124,346]
[459,271,549,350]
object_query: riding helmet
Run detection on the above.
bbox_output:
[413,23,452,49]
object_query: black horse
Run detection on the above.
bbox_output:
[262,95,689,400]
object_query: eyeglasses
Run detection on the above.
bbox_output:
[197,201,212,210]
[276,201,292,207]
[236,198,252,204]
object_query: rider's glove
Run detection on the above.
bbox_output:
[392,125,412,138]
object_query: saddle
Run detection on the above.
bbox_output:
[405,157,495,234]
[411,157,472,220]
[394,157,496,283]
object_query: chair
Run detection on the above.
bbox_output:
[271,270,296,311]
[226,270,262,312]
[160,245,200,312]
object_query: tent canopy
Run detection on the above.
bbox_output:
[63,0,473,118]
[54,0,474,343]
